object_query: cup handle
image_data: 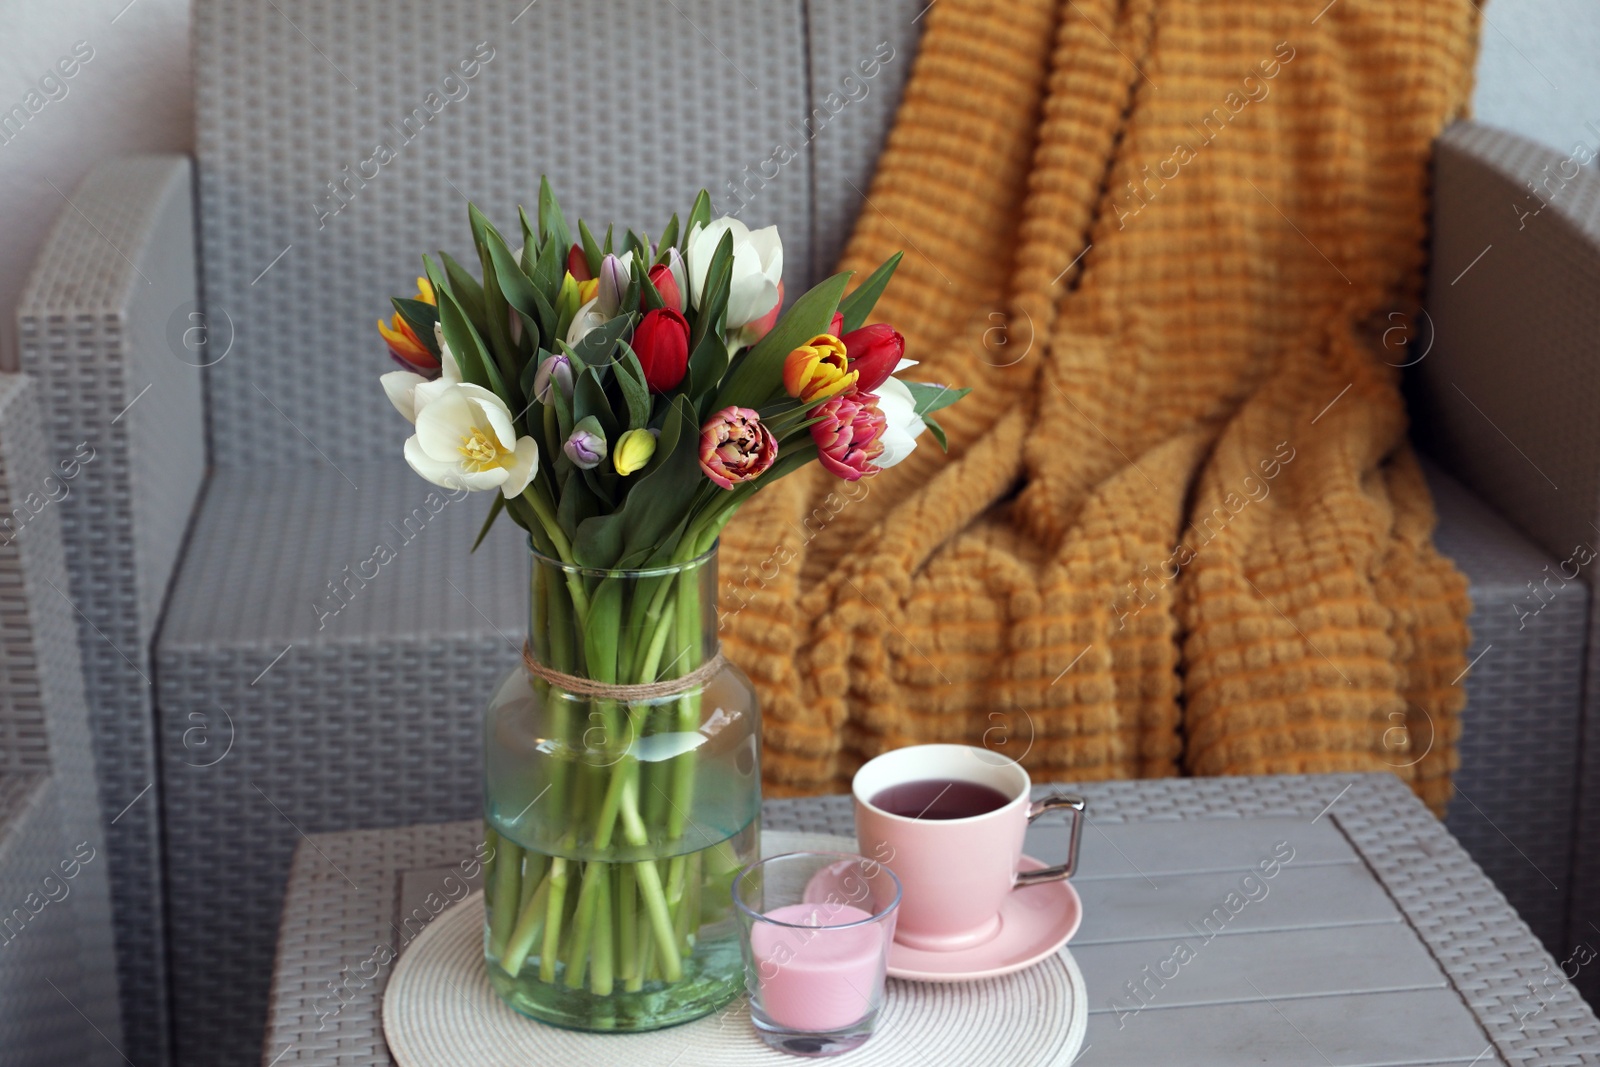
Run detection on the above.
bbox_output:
[1016,794,1086,886]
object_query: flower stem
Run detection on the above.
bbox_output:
[618,864,640,991]
[620,774,681,981]
[538,855,570,983]
[590,869,614,995]
[563,862,603,989]
[521,486,590,622]
[499,871,552,976]
[489,840,523,957]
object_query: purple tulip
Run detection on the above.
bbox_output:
[597,253,629,317]
[563,416,608,470]
[532,353,573,404]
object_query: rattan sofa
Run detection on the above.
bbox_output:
[0,374,120,1066]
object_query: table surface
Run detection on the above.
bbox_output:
[262,773,1600,1066]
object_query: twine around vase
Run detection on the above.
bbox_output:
[521,642,726,700]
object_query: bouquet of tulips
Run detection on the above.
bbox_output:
[376,181,964,1010]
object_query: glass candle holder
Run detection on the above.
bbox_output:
[732,851,901,1057]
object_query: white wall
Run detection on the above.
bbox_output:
[0,0,1593,371]
[0,0,192,370]
[1472,0,1600,163]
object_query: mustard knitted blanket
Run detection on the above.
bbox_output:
[722,0,1478,813]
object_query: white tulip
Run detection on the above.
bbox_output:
[874,377,928,470]
[381,323,462,423]
[402,382,539,497]
[686,217,782,329]
[566,296,607,347]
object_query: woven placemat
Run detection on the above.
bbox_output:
[383,832,1088,1065]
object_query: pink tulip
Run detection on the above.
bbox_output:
[699,406,778,489]
[810,392,886,481]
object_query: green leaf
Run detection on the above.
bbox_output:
[687,334,729,418]
[838,252,903,334]
[437,287,508,400]
[515,310,541,359]
[392,298,440,353]
[568,313,634,378]
[573,369,620,439]
[619,397,704,558]
[486,225,536,316]
[528,286,557,348]
[622,257,641,319]
[572,501,624,569]
[903,381,971,417]
[440,252,488,332]
[578,219,603,277]
[687,440,818,547]
[639,269,666,312]
[538,177,572,257]
[530,231,564,312]
[688,231,733,354]
[485,226,548,360]
[518,206,539,274]
[581,465,618,510]
[684,190,712,245]
[551,380,575,440]
[471,494,505,553]
[686,231,734,397]
[542,399,563,470]
[572,396,699,569]
[468,205,517,365]
[556,466,585,541]
[658,214,680,256]
[613,342,651,428]
[923,412,949,451]
[582,577,625,682]
[422,254,451,310]
[714,271,852,410]
[601,224,614,256]
[554,273,580,341]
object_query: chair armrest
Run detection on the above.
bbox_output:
[1413,121,1600,563]
[16,154,205,641]
[13,155,200,1066]
[1415,121,1600,1001]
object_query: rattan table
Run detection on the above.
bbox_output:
[262,773,1600,1065]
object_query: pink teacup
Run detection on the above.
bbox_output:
[853,744,1084,952]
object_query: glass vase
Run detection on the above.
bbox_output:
[482,543,760,1031]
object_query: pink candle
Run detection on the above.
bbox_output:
[750,903,884,1031]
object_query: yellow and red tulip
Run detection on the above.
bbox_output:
[782,333,856,405]
[377,277,439,375]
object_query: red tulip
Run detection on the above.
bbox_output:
[840,323,904,393]
[648,263,682,312]
[567,243,592,282]
[830,312,844,336]
[633,308,690,392]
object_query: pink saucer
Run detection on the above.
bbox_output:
[804,854,1081,983]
